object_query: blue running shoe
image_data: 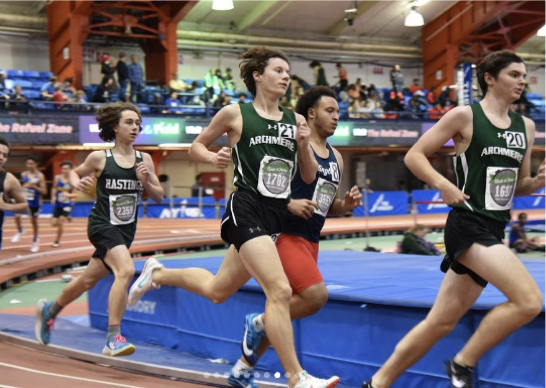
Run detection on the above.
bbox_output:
[228,367,259,388]
[241,313,266,365]
[102,334,136,357]
[35,299,54,345]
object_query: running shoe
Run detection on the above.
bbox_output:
[30,238,40,253]
[445,359,473,388]
[127,257,163,306]
[52,241,60,248]
[293,371,340,388]
[228,366,259,388]
[11,231,24,243]
[241,313,266,365]
[102,334,135,357]
[35,299,54,345]
[361,381,374,388]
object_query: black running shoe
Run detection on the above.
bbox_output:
[361,381,374,388]
[445,359,473,388]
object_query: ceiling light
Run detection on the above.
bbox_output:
[212,0,233,11]
[405,8,424,27]
[538,25,546,36]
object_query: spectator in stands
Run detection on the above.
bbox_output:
[428,102,446,120]
[128,54,144,103]
[400,224,441,255]
[427,85,438,105]
[385,89,404,113]
[390,64,403,91]
[371,100,385,119]
[204,68,225,102]
[62,77,76,100]
[509,212,545,252]
[334,63,348,89]
[169,71,189,93]
[100,54,118,94]
[8,85,27,110]
[280,95,293,110]
[92,76,114,103]
[116,52,129,102]
[359,100,373,119]
[0,71,9,107]
[150,93,164,114]
[348,98,363,119]
[163,91,182,114]
[237,93,248,104]
[309,60,329,87]
[41,75,57,100]
[405,93,428,119]
[71,90,90,111]
[337,84,350,103]
[223,67,236,91]
[191,173,211,197]
[52,83,67,109]
[409,78,422,94]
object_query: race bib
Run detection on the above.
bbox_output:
[485,166,518,211]
[257,155,294,199]
[312,177,338,217]
[58,192,71,204]
[109,193,137,225]
[23,188,35,201]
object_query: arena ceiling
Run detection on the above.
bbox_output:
[0,0,543,66]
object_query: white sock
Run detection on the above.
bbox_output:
[232,359,253,376]
[253,313,265,331]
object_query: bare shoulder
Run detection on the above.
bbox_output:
[522,115,536,131]
[4,172,21,189]
[443,105,472,122]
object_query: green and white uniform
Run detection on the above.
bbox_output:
[221,103,300,250]
[232,103,298,200]
[452,103,527,223]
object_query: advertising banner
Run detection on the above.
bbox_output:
[411,189,450,214]
[330,121,421,147]
[353,191,409,217]
[513,188,545,210]
[0,114,78,144]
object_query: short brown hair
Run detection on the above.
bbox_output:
[238,46,290,97]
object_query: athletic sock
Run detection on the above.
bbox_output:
[107,325,121,339]
[232,359,253,375]
[48,301,63,319]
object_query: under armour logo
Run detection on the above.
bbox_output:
[248,226,261,233]
[267,124,277,130]
[497,133,506,139]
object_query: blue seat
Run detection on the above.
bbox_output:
[4,79,14,90]
[137,104,150,113]
[23,70,41,79]
[14,79,32,88]
[39,71,53,79]
[7,69,24,79]
[32,81,44,90]
[23,90,41,100]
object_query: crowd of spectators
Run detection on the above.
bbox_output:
[0,57,543,121]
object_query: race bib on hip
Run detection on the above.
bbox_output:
[312,177,338,217]
[257,155,294,199]
[109,193,138,225]
[23,188,35,201]
[485,166,518,211]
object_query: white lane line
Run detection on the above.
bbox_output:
[0,384,23,388]
[0,362,154,388]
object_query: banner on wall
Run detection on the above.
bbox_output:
[0,114,78,144]
[79,116,230,146]
[353,191,408,217]
[411,189,450,214]
[329,121,420,147]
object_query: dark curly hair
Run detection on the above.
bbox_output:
[295,86,337,119]
[238,46,290,97]
[0,135,10,149]
[96,102,142,142]
[476,50,524,96]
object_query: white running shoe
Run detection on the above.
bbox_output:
[293,371,340,388]
[127,258,163,306]
[11,231,24,243]
[30,238,40,253]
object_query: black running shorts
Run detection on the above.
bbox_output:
[443,208,506,287]
[221,190,288,251]
[89,226,133,271]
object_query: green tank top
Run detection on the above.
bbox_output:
[233,103,298,200]
[452,103,527,222]
[88,149,144,240]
